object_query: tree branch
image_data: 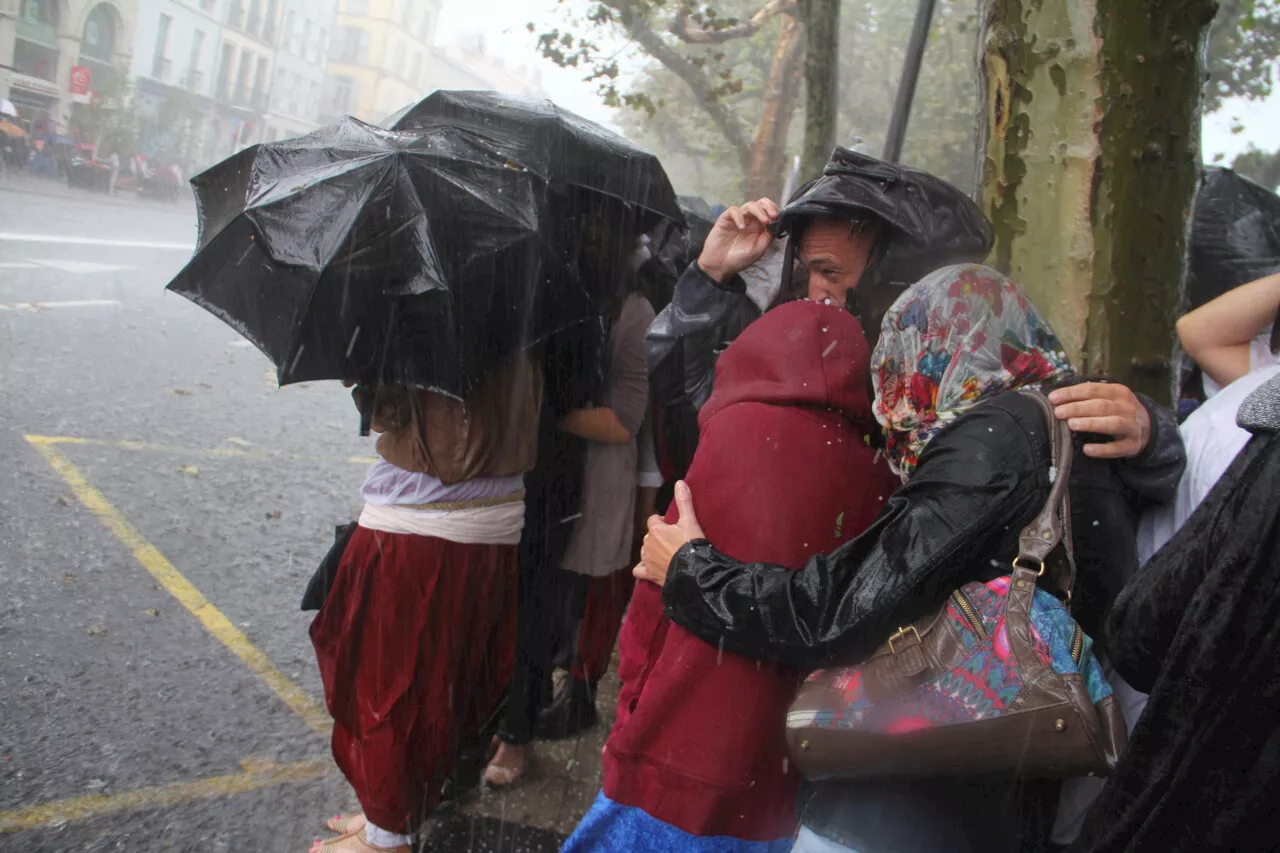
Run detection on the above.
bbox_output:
[668,0,799,43]
[614,1,753,169]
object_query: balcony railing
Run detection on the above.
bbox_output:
[151,57,172,83]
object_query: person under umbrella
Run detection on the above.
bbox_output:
[164,102,684,851]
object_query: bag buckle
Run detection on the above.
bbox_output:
[887,625,920,654]
[1012,556,1046,577]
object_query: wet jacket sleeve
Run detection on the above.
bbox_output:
[644,262,753,411]
[1115,394,1185,509]
[661,404,1046,670]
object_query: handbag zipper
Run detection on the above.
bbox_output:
[951,589,987,641]
[1070,623,1084,666]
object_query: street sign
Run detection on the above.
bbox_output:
[70,65,91,95]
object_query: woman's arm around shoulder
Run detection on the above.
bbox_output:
[660,397,1048,669]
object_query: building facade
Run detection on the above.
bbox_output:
[205,0,282,159]
[1,0,139,130]
[426,38,550,100]
[319,0,441,126]
[129,0,222,165]
[262,0,336,141]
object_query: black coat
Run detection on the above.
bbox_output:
[661,390,1185,852]
[1071,375,1280,853]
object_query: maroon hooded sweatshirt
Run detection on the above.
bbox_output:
[603,299,900,841]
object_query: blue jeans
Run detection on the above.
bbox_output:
[792,827,862,853]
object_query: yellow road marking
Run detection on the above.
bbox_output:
[26,434,375,465]
[0,758,332,833]
[24,436,333,736]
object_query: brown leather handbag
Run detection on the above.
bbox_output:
[785,391,1128,781]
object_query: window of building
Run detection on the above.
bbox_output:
[327,75,356,115]
[189,29,206,89]
[216,42,234,98]
[283,10,295,52]
[152,13,172,81]
[333,25,368,64]
[394,41,406,79]
[304,19,315,62]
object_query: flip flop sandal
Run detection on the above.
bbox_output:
[354,828,409,852]
[311,828,405,852]
[324,814,366,836]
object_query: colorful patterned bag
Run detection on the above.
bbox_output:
[785,391,1127,781]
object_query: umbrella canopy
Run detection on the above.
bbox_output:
[0,121,25,139]
[641,196,715,312]
[778,146,993,287]
[388,90,684,230]
[0,99,16,117]
[167,109,683,400]
[168,117,557,397]
[1188,167,1280,309]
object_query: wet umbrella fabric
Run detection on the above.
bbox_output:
[167,116,631,398]
[642,196,715,312]
[1187,167,1280,309]
[387,90,684,229]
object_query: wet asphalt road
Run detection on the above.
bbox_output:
[0,185,604,852]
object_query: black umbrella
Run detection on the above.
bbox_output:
[1188,167,1280,309]
[640,196,715,313]
[388,90,683,229]
[168,106,682,403]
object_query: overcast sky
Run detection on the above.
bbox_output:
[436,0,1277,168]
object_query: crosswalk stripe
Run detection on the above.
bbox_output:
[0,299,122,311]
[0,232,195,250]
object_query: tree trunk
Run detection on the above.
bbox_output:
[799,0,840,185]
[746,15,807,199]
[978,0,1217,404]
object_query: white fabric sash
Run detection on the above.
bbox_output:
[358,498,525,546]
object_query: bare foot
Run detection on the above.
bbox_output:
[324,813,366,835]
[483,741,530,788]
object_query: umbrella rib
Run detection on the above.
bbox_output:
[279,159,395,383]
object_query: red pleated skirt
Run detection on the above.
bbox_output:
[310,525,518,833]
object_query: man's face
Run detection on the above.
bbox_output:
[798,217,878,305]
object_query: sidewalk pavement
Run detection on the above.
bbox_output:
[0,171,195,212]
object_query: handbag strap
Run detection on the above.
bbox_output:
[1013,390,1077,598]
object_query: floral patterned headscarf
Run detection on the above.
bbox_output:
[872,264,1074,479]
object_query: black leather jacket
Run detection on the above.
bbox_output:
[661,389,1185,852]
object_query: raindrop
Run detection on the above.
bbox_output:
[345,326,363,358]
[717,636,724,666]
[821,340,837,358]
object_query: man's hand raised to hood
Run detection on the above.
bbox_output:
[698,199,780,284]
